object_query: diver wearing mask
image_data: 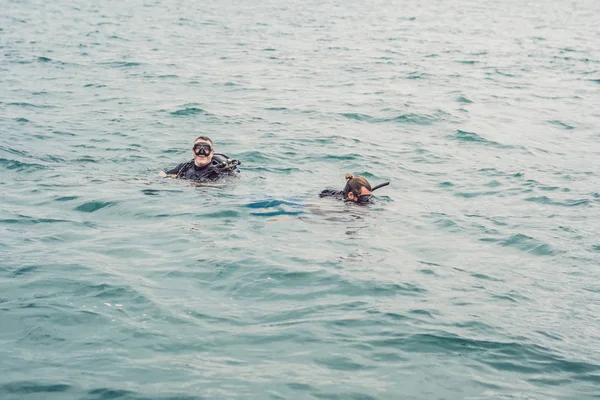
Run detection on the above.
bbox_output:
[320,173,389,204]
[159,136,240,182]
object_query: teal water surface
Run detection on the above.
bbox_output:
[1,0,600,399]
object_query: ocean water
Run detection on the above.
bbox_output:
[1,0,600,398]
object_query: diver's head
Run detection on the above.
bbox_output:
[343,173,372,203]
[192,136,214,167]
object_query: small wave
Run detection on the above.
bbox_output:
[74,156,98,163]
[0,158,45,171]
[100,61,142,68]
[9,265,39,277]
[141,189,160,196]
[455,190,501,198]
[340,112,436,125]
[0,146,27,156]
[453,129,493,143]
[108,35,129,41]
[55,196,79,202]
[409,308,438,318]
[74,201,116,213]
[495,69,517,77]
[525,196,590,207]
[0,381,72,396]
[451,130,519,149]
[7,102,55,109]
[244,166,301,174]
[87,387,201,400]
[140,188,183,197]
[315,355,375,372]
[406,72,429,79]
[549,120,575,130]
[51,130,76,137]
[394,333,599,377]
[170,107,206,116]
[73,282,142,300]
[33,57,75,66]
[196,210,241,218]
[481,233,558,256]
[492,291,530,303]
[87,388,135,400]
[40,155,66,163]
[250,210,306,217]
[539,185,561,191]
[0,216,74,225]
[313,153,360,162]
[342,279,427,298]
[471,273,503,282]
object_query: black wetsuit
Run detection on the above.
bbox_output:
[319,190,344,199]
[164,154,240,182]
[319,189,374,204]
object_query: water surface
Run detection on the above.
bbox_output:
[1,0,600,398]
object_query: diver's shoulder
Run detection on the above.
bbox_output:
[319,189,343,198]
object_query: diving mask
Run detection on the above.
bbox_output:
[193,143,212,156]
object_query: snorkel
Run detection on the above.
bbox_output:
[357,181,390,203]
[353,182,390,203]
[370,181,390,192]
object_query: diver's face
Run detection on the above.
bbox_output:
[347,186,372,202]
[192,140,214,167]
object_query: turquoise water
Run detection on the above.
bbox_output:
[2,0,600,398]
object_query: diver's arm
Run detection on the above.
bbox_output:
[160,163,185,177]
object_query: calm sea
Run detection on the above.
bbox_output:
[1,0,599,398]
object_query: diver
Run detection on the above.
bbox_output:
[158,136,240,182]
[320,173,389,204]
